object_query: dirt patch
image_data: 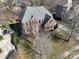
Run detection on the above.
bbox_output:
[11,47,25,59]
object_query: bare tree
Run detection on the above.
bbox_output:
[64,4,79,41]
[28,0,47,6]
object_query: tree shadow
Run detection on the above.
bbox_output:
[9,23,21,36]
[5,50,15,59]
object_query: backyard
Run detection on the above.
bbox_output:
[49,28,79,59]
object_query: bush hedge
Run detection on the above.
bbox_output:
[0,36,3,41]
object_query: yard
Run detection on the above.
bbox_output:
[64,50,79,59]
[49,39,79,59]
[49,28,79,59]
[11,32,34,59]
[0,35,3,41]
[10,24,79,59]
[11,44,34,59]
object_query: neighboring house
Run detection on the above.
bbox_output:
[21,6,57,35]
[53,5,66,20]
[50,0,72,20]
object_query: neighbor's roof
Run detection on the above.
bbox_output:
[22,6,53,23]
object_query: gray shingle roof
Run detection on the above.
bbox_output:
[22,6,53,23]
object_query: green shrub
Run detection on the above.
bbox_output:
[0,36,3,41]
[0,49,2,53]
[11,32,20,46]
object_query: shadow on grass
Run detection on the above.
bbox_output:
[9,23,21,36]
[50,33,67,43]
[51,37,65,44]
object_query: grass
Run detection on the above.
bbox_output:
[0,22,11,29]
[11,32,20,46]
[11,32,34,59]
[74,50,79,56]
[23,45,34,59]
[64,50,79,59]
[0,35,3,41]
[18,41,34,59]
[0,18,16,29]
[0,21,12,25]
[49,39,79,59]
[50,28,69,42]
[49,28,79,59]
[0,24,7,29]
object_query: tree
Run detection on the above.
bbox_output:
[6,0,14,8]
[0,49,2,53]
[29,0,47,6]
[64,4,79,41]
[0,35,3,41]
